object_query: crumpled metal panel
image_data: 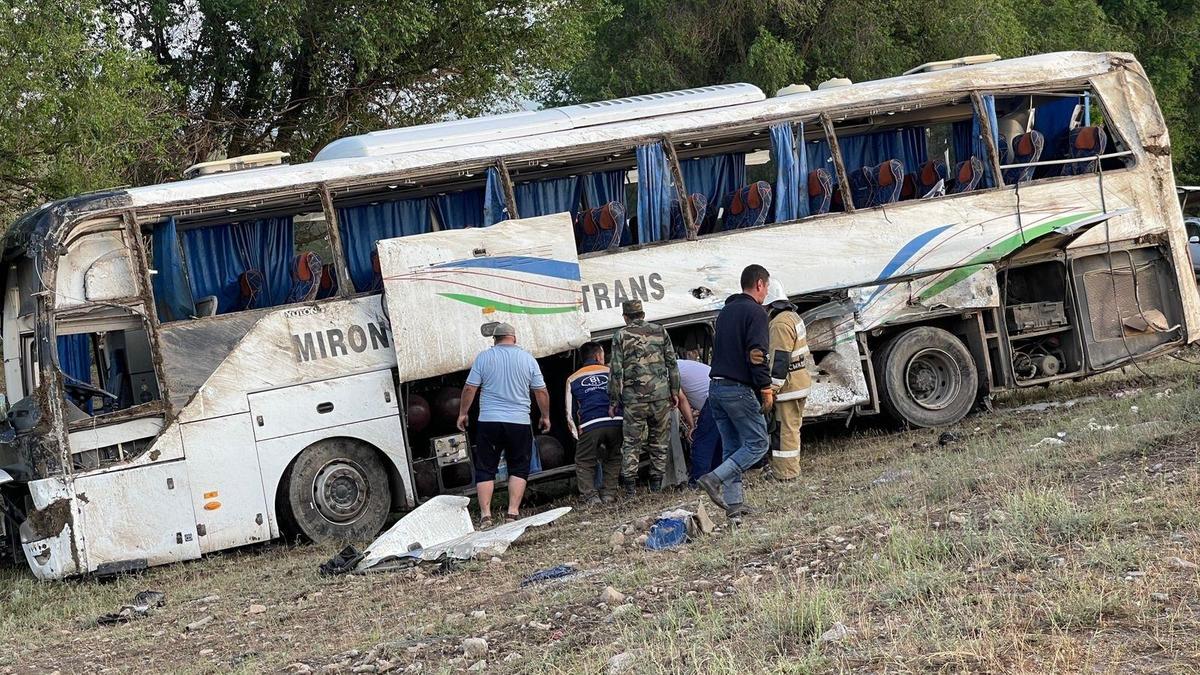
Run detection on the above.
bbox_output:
[357,495,570,572]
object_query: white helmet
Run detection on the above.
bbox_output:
[762,278,788,306]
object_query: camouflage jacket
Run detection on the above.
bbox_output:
[608,319,680,406]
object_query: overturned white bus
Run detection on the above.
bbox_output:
[1,52,1196,579]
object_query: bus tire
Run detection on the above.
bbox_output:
[875,326,977,428]
[282,438,391,543]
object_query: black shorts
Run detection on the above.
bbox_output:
[473,421,534,482]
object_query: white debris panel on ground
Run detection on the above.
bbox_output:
[356,495,570,573]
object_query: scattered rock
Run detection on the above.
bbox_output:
[352,666,377,674]
[871,469,912,485]
[194,595,220,604]
[184,615,214,632]
[988,510,1008,524]
[462,638,488,659]
[634,534,649,547]
[199,649,214,656]
[821,525,843,537]
[818,621,855,644]
[608,531,625,547]
[503,653,522,663]
[467,661,486,672]
[528,621,552,630]
[948,513,967,525]
[607,652,637,674]
[286,664,312,674]
[1166,556,1198,570]
[695,502,716,535]
[445,612,466,625]
[246,604,267,615]
[599,586,626,604]
[1151,592,1170,603]
[610,604,639,620]
[470,610,486,619]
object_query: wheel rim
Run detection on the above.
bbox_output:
[312,458,370,523]
[904,347,961,411]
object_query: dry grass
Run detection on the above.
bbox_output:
[4,353,1200,673]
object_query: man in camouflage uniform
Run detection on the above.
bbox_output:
[608,299,681,496]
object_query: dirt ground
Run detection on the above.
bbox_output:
[3,353,1200,674]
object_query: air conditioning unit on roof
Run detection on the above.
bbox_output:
[903,54,1001,76]
[184,151,290,179]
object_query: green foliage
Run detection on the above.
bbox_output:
[0,0,180,223]
[110,0,617,163]
[560,0,1200,182]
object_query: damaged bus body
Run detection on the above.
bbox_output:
[2,52,1197,579]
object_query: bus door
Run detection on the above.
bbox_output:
[375,212,590,383]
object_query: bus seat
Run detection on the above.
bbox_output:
[724,181,772,230]
[900,174,917,201]
[807,169,833,214]
[577,201,628,252]
[194,295,219,317]
[848,167,872,208]
[916,160,949,196]
[1003,131,1045,184]
[951,157,984,194]
[236,270,264,311]
[669,194,707,240]
[1061,126,1108,176]
[287,251,323,303]
[865,160,904,206]
[317,263,339,300]
[368,250,384,292]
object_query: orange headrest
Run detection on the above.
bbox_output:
[1015,134,1035,155]
[746,183,763,210]
[808,172,823,197]
[920,162,938,185]
[1074,127,1100,151]
[729,190,745,216]
[900,174,916,199]
[877,162,897,187]
[371,250,381,275]
[957,160,974,183]
[294,252,317,282]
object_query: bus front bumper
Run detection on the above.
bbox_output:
[18,479,82,580]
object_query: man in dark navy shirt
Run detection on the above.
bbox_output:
[565,342,623,504]
[697,264,774,520]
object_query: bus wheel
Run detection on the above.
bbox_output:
[876,326,977,428]
[283,438,391,543]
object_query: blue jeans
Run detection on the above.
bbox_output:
[688,404,723,483]
[708,379,768,506]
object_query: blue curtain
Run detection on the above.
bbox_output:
[152,217,196,322]
[181,217,294,314]
[484,167,508,226]
[952,120,973,165]
[679,153,746,211]
[636,142,673,244]
[338,198,433,292]
[1034,97,1080,161]
[836,127,927,178]
[582,170,627,210]
[434,189,486,230]
[973,95,999,187]
[772,122,808,222]
[56,335,91,384]
[515,176,582,220]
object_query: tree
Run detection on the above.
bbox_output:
[0,0,180,223]
[558,0,1200,182]
[110,0,617,164]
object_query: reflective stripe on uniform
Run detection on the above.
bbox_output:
[771,377,785,387]
[777,388,809,402]
[773,449,801,458]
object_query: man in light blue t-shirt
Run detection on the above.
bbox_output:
[456,323,550,527]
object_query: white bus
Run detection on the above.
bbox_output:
[2,51,1196,579]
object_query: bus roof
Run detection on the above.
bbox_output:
[25,51,1136,229]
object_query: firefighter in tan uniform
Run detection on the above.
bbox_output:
[762,280,812,479]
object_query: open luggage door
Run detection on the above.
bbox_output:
[376,213,589,382]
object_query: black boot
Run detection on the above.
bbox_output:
[649,475,663,493]
[620,476,636,499]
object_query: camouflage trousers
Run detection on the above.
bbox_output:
[620,398,672,480]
